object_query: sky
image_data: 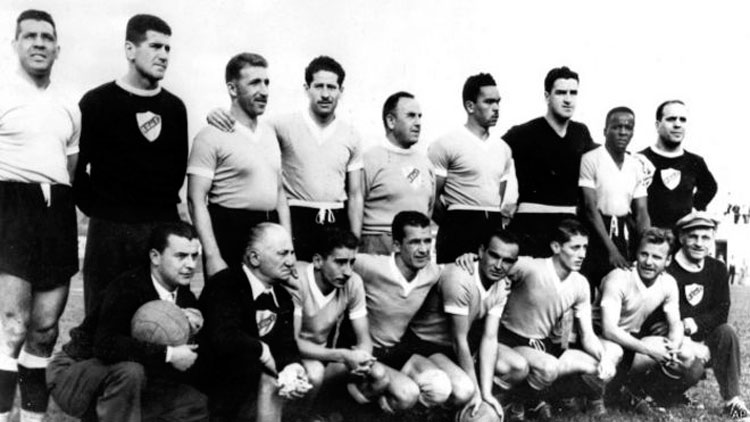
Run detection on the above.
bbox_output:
[2,0,749,208]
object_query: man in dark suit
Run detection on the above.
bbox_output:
[198,223,311,422]
[47,222,207,422]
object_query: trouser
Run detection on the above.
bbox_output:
[47,351,208,422]
[436,210,502,264]
[359,233,393,255]
[208,204,279,269]
[707,323,741,400]
[508,212,576,258]
[83,218,173,315]
[289,206,348,261]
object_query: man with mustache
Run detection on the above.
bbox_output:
[187,53,290,277]
[635,101,717,229]
[47,222,207,422]
[504,67,596,257]
[0,10,80,422]
[579,107,650,294]
[358,91,435,254]
[428,73,513,263]
[198,223,310,422]
[207,56,364,261]
[497,219,615,420]
[74,14,189,315]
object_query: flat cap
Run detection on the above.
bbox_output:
[675,211,719,231]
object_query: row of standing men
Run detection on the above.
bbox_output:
[0,9,732,422]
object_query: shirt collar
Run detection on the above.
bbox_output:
[242,264,279,305]
[649,144,684,158]
[151,274,177,303]
[302,109,338,145]
[390,253,422,297]
[675,249,704,272]
[116,77,162,97]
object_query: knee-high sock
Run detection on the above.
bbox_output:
[17,348,50,414]
[0,354,18,413]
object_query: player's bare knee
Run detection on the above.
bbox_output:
[449,374,475,405]
[530,360,558,387]
[1,311,29,351]
[369,362,388,385]
[389,378,420,410]
[26,322,60,355]
[511,358,530,382]
[303,360,325,390]
[415,369,452,407]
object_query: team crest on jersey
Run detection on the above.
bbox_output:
[256,310,277,337]
[136,112,162,142]
[402,166,423,189]
[660,168,681,190]
[685,283,704,306]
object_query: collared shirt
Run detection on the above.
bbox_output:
[242,264,279,306]
[151,275,177,303]
[675,249,704,272]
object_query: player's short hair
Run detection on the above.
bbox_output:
[551,218,588,244]
[313,227,359,259]
[655,99,686,121]
[16,9,56,39]
[148,221,198,253]
[305,55,345,86]
[126,14,171,45]
[544,66,579,93]
[481,229,520,249]
[605,106,635,126]
[225,52,268,83]
[462,73,496,104]
[638,227,675,255]
[382,91,415,128]
[392,211,431,243]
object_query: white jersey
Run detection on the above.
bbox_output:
[579,146,647,217]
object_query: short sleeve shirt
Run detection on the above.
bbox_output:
[0,69,80,185]
[187,122,281,210]
[428,126,512,210]
[579,146,647,217]
[285,262,367,346]
[501,257,591,339]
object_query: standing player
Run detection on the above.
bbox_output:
[359,91,434,255]
[504,67,597,257]
[410,230,526,418]
[188,53,289,277]
[596,228,702,414]
[428,73,513,263]
[354,211,454,410]
[498,219,615,420]
[47,222,208,421]
[286,228,418,414]
[655,212,749,418]
[579,107,650,293]
[207,56,363,261]
[0,10,80,422]
[636,100,717,229]
[74,14,188,314]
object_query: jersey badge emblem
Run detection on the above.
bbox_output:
[256,310,277,337]
[685,283,704,306]
[660,168,681,190]
[136,111,162,142]
[403,166,423,189]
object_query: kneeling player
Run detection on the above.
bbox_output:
[596,227,702,414]
[354,211,453,411]
[499,219,615,420]
[285,228,395,412]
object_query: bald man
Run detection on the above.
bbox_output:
[198,223,310,422]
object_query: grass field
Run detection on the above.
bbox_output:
[34,271,750,421]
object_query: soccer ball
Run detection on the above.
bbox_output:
[131,300,190,346]
[455,402,502,422]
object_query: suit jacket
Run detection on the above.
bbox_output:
[198,266,300,377]
[64,266,198,374]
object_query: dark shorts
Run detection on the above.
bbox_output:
[436,210,503,264]
[208,204,278,268]
[497,326,565,358]
[290,206,349,261]
[373,330,456,369]
[0,181,77,290]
